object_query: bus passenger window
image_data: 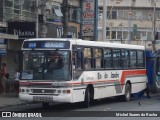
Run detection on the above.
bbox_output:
[137,51,144,68]
[94,48,102,69]
[104,49,113,69]
[121,50,129,68]
[113,49,121,69]
[84,48,92,69]
[130,50,137,68]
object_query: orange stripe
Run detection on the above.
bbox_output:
[120,70,146,88]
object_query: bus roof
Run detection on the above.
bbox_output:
[24,38,145,50]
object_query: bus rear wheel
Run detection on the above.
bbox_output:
[123,83,131,102]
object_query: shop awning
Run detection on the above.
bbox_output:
[0,33,18,40]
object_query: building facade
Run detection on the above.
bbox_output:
[98,0,160,50]
[0,0,81,78]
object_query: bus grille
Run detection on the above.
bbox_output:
[32,89,56,93]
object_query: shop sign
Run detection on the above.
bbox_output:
[0,48,6,56]
[8,22,36,39]
[0,38,5,44]
[82,0,95,36]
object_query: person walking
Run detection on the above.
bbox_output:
[0,63,7,95]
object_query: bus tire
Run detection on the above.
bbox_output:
[83,87,91,108]
[42,102,49,108]
[123,83,131,102]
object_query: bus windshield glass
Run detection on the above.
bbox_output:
[21,50,71,81]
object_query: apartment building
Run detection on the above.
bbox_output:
[98,0,160,50]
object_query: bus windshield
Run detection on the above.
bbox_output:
[21,50,71,81]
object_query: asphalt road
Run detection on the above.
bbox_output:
[0,94,160,119]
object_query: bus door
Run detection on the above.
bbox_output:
[72,46,83,81]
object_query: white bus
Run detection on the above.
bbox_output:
[19,38,147,108]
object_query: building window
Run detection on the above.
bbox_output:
[112,11,117,19]
[111,31,116,39]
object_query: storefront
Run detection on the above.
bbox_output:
[6,21,35,77]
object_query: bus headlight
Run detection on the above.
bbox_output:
[21,89,25,93]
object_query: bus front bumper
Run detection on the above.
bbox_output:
[19,93,72,103]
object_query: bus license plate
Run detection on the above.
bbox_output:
[33,96,53,102]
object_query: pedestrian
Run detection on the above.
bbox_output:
[0,63,7,95]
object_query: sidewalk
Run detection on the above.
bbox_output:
[0,92,28,108]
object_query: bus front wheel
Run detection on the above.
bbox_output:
[83,87,91,108]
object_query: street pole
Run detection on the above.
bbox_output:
[36,0,39,38]
[102,0,107,41]
[128,8,131,44]
[40,0,47,38]
[62,0,69,38]
[153,2,156,52]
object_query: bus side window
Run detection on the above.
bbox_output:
[104,48,113,69]
[84,48,92,69]
[94,48,103,69]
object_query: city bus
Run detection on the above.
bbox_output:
[19,38,148,108]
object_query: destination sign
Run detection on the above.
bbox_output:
[23,41,70,49]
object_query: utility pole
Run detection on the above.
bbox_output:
[153,2,156,52]
[128,8,131,44]
[102,0,107,41]
[40,0,47,38]
[62,0,69,38]
[36,0,39,38]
